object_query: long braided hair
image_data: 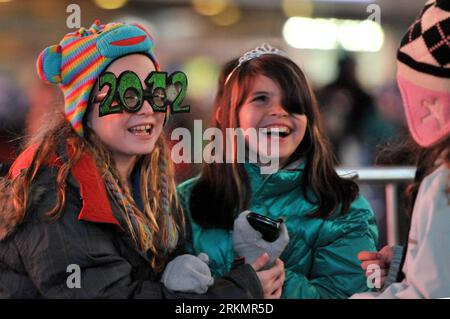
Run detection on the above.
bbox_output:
[10,112,184,272]
[86,128,184,271]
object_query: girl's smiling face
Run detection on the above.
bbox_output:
[87,54,165,159]
[238,74,308,167]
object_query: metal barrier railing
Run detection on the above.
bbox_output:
[336,166,416,246]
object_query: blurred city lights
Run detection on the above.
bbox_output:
[283,17,384,52]
[93,0,128,10]
[282,0,314,18]
[283,17,338,50]
[314,0,374,2]
[192,0,228,16]
[182,57,219,99]
[338,20,384,52]
[209,3,241,26]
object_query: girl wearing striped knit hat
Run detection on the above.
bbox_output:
[0,21,273,298]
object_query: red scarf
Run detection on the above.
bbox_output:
[9,143,120,226]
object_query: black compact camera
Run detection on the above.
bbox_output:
[246,212,283,242]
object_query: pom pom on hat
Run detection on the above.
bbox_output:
[36,45,62,84]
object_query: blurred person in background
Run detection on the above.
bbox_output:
[0,76,29,177]
[318,53,379,166]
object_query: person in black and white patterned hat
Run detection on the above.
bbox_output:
[353,0,450,299]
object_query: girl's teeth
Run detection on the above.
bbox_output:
[128,124,153,135]
[263,126,291,135]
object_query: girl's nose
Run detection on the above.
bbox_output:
[269,103,289,117]
[137,100,156,116]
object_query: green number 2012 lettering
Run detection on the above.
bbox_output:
[96,71,190,117]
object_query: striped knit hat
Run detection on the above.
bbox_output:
[36,20,159,136]
[397,0,450,147]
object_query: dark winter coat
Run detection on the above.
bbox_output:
[0,142,263,299]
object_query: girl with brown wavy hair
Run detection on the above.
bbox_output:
[178,44,378,299]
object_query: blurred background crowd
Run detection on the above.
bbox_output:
[0,0,427,247]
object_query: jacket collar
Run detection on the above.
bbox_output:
[9,142,119,226]
[244,159,305,199]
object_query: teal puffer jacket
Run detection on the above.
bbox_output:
[177,162,378,299]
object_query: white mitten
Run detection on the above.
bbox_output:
[233,210,289,269]
[161,253,214,294]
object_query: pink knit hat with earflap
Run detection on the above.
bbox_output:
[397,0,450,147]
